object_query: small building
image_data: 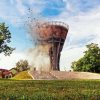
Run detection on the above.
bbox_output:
[0,69,13,78]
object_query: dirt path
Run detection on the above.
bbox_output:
[50,71,100,79]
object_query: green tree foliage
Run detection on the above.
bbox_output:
[0,23,14,55]
[71,43,100,73]
[16,60,29,72]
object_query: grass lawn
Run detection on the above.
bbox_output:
[0,79,100,100]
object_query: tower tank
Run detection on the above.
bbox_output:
[36,21,69,71]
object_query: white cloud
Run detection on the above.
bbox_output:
[0,0,46,25]
[15,0,27,15]
[0,51,27,70]
[60,46,86,71]
[57,3,100,70]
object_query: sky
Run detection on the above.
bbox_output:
[0,0,100,70]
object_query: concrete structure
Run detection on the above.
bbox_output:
[36,21,69,71]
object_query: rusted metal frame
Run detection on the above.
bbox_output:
[51,35,56,70]
[56,38,62,71]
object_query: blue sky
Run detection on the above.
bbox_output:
[0,0,100,70]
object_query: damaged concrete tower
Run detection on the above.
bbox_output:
[36,21,69,71]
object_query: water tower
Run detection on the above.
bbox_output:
[36,21,69,71]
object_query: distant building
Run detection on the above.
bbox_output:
[0,69,13,78]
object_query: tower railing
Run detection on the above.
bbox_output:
[38,21,69,30]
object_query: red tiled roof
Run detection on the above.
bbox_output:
[0,69,13,75]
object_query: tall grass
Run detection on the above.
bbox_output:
[0,79,100,100]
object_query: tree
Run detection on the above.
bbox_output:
[0,23,14,55]
[71,43,100,73]
[16,60,29,72]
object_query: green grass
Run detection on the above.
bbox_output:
[12,71,32,80]
[0,79,100,100]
